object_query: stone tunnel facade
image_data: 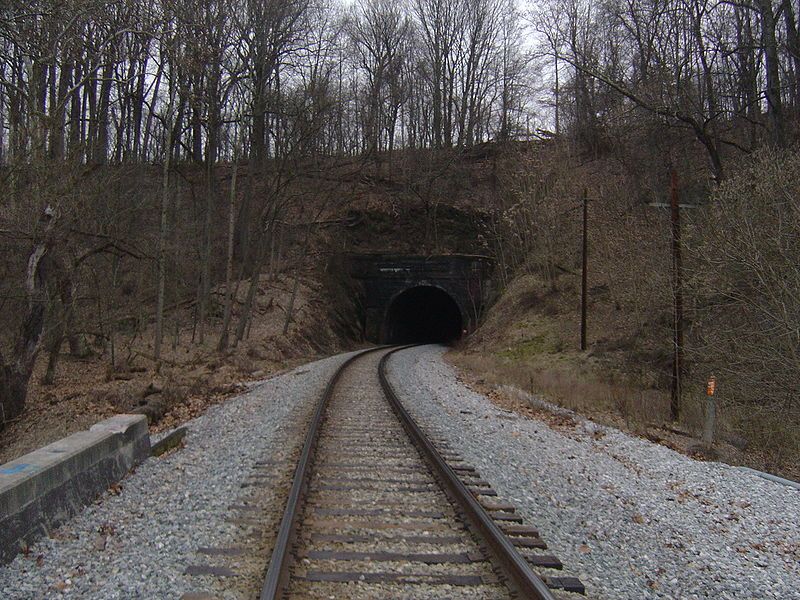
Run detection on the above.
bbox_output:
[346,254,494,343]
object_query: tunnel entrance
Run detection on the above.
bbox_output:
[384,286,463,344]
[345,253,493,343]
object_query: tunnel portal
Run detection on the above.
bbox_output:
[345,254,493,344]
[384,286,463,344]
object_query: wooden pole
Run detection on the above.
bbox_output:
[703,395,716,447]
[703,376,717,447]
[580,188,588,351]
[670,170,683,421]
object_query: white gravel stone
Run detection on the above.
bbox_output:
[386,345,800,600]
[0,351,360,599]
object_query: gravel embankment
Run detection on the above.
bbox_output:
[387,345,800,600]
[0,351,360,599]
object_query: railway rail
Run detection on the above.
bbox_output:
[258,345,585,599]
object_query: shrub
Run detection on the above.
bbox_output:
[687,149,800,448]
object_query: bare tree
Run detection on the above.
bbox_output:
[0,207,56,430]
[348,0,411,157]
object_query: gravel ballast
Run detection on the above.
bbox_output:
[387,345,800,600]
[0,351,360,599]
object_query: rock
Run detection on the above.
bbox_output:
[150,427,187,457]
[132,394,167,423]
[246,346,266,361]
[725,433,748,451]
[140,383,162,399]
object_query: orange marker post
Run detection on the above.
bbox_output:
[703,375,717,447]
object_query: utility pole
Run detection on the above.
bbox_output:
[580,188,588,351]
[670,170,683,422]
[648,173,698,422]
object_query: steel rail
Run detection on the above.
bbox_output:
[378,347,557,600]
[259,346,385,600]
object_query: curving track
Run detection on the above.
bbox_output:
[259,346,585,600]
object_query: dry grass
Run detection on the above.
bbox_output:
[459,272,674,432]
[452,349,671,435]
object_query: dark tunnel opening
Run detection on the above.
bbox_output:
[383,286,463,344]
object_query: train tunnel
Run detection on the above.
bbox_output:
[383,286,464,344]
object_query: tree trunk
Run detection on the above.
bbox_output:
[783,0,800,110]
[42,265,85,385]
[95,61,113,163]
[141,59,163,160]
[42,331,63,386]
[132,52,148,159]
[218,154,240,352]
[50,60,72,160]
[68,60,82,158]
[29,58,48,160]
[0,209,55,430]
[154,104,174,362]
[234,236,267,347]
[0,367,31,429]
[757,0,786,147]
[197,127,217,345]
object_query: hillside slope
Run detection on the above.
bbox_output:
[450,270,799,480]
[0,272,354,463]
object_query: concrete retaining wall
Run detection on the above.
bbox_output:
[0,414,150,564]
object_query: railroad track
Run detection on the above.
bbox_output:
[259,346,585,600]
